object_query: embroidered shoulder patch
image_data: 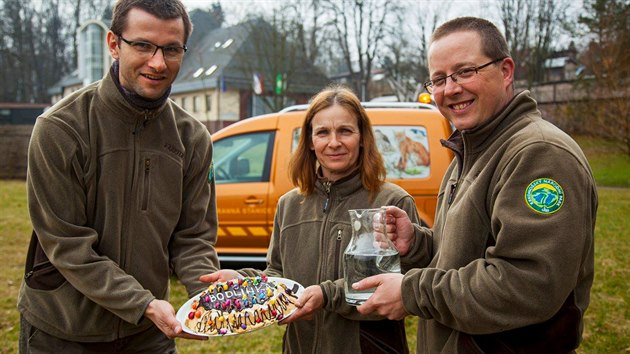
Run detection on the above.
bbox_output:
[208,161,215,183]
[524,178,564,214]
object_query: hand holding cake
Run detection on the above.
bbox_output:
[199,269,240,284]
[279,285,324,324]
[178,275,302,336]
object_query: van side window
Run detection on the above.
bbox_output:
[213,132,275,183]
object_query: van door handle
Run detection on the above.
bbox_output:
[244,198,264,205]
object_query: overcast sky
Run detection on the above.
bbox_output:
[181,0,496,26]
[180,0,583,53]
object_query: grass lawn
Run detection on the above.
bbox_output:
[1,136,628,353]
[574,136,630,187]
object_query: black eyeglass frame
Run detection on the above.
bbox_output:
[117,34,188,60]
[423,57,507,93]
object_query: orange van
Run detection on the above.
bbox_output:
[211,102,454,263]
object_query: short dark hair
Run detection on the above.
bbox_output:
[431,17,510,61]
[110,0,193,44]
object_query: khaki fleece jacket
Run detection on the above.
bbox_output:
[401,91,597,353]
[18,70,220,342]
[242,172,421,353]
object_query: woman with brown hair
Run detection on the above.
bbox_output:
[204,84,420,353]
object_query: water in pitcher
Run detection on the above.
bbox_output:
[344,247,401,305]
[343,207,401,306]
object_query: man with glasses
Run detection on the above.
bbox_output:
[19,0,218,352]
[354,17,597,353]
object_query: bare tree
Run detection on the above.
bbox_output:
[230,17,293,112]
[282,0,327,67]
[0,0,109,103]
[530,0,570,83]
[380,1,450,101]
[499,0,532,85]
[321,0,402,100]
[71,0,82,67]
[498,0,573,88]
[33,1,70,101]
[232,16,327,112]
[2,0,36,102]
[0,0,11,101]
[573,0,630,155]
[381,36,423,101]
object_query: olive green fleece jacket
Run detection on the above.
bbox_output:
[18,70,220,342]
[400,91,597,353]
[241,172,422,353]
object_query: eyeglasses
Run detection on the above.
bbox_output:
[117,35,187,61]
[423,57,506,94]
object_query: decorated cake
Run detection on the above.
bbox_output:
[184,275,300,335]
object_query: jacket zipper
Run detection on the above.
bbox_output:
[133,110,150,135]
[447,182,458,205]
[322,181,332,213]
[315,180,333,353]
[141,158,151,210]
[334,229,342,279]
[116,111,149,338]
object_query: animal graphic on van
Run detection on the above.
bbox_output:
[394,130,430,171]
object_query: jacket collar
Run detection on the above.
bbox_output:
[110,61,171,111]
[96,68,168,126]
[315,168,363,198]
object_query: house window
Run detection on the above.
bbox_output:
[89,26,104,81]
[193,95,199,112]
[205,94,212,112]
[181,97,187,110]
[79,23,105,84]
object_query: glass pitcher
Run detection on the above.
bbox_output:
[343,207,401,306]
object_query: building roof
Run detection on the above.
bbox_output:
[47,70,82,95]
[173,23,250,93]
[173,20,329,95]
[544,56,576,69]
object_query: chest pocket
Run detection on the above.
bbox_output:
[137,153,183,220]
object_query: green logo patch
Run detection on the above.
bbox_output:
[524,178,564,214]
